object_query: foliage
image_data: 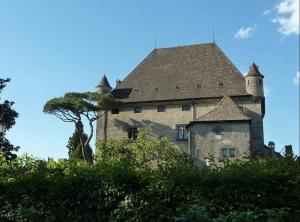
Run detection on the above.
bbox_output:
[43,92,120,162]
[0,139,299,221]
[0,78,19,160]
[67,121,92,161]
[96,129,186,172]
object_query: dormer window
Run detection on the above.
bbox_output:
[219,82,224,87]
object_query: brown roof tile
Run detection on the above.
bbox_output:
[112,43,249,102]
[191,96,251,123]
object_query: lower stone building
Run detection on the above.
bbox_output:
[96,42,266,164]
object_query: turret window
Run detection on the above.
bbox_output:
[259,79,262,86]
[247,80,249,85]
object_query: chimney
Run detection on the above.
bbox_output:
[285,145,293,156]
[116,79,121,86]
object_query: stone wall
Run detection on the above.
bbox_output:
[189,121,251,165]
[96,96,264,154]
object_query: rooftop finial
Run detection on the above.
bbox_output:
[154,32,157,49]
[213,25,215,43]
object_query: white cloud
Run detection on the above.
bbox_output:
[263,9,271,16]
[234,25,257,39]
[293,71,299,85]
[272,0,299,36]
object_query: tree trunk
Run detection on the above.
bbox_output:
[103,110,108,141]
[75,121,92,163]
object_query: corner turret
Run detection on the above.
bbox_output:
[96,75,112,94]
[245,63,264,98]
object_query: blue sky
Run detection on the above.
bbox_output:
[0,0,299,159]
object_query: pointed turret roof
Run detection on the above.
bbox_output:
[97,75,112,89]
[189,96,251,124]
[246,63,264,78]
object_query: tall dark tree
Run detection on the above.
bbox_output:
[67,121,93,161]
[0,78,19,160]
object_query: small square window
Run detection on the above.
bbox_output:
[177,125,188,140]
[128,127,138,140]
[182,105,190,111]
[222,148,236,158]
[133,107,142,113]
[157,106,166,112]
[111,109,119,114]
[219,82,224,87]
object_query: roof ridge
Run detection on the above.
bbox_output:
[157,42,215,50]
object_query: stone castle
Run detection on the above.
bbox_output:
[96,43,266,164]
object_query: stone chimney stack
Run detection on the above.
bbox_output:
[116,79,121,87]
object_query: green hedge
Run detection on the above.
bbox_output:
[0,146,300,221]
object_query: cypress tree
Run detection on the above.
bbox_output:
[67,121,93,161]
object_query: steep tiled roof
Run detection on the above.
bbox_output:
[97,75,112,89]
[112,43,249,103]
[190,96,251,123]
[246,63,264,78]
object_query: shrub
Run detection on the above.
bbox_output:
[0,146,299,221]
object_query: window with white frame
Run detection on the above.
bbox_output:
[222,148,236,157]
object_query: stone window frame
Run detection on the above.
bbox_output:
[222,148,236,158]
[181,104,190,111]
[128,127,138,140]
[157,105,166,112]
[133,106,143,113]
[176,124,188,141]
[111,108,119,114]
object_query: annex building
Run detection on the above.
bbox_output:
[96,42,266,164]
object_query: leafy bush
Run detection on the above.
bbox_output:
[0,138,300,221]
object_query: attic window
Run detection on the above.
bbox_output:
[133,88,138,92]
[219,82,224,87]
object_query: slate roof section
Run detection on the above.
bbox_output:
[246,63,264,78]
[112,43,249,103]
[190,96,251,123]
[97,75,112,89]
